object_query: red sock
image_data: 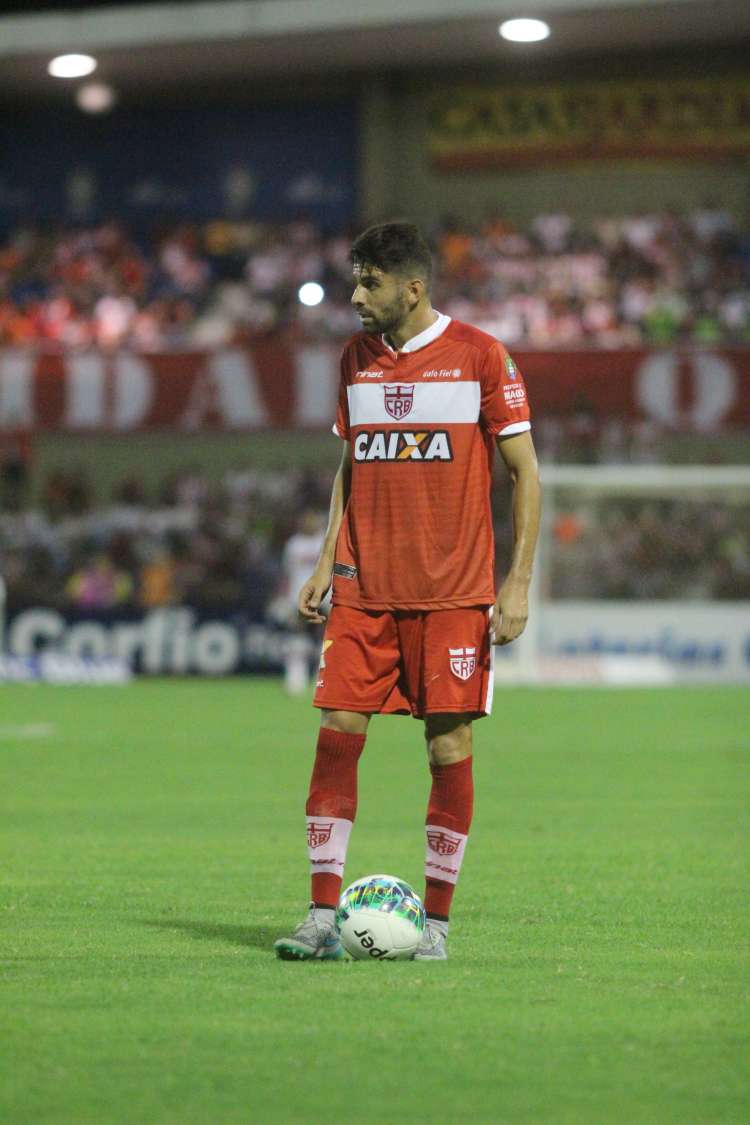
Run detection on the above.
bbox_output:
[424,756,474,920]
[306,727,366,908]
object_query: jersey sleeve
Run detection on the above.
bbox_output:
[479,342,531,437]
[332,351,351,440]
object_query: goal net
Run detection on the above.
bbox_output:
[494,465,750,685]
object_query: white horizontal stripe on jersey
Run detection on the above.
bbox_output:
[347,381,481,427]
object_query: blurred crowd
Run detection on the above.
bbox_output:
[0,203,748,350]
[551,497,750,600]
[1,464,747,613]
[0,465,333,614]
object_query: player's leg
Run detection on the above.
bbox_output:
[275,708,370,961]
[307,708,370,910]
[406,605,491,960]
[414,713,474,961]
[276,604,401,961]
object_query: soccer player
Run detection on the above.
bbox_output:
[274,222,541,961]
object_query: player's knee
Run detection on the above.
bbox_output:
[321,709,370,736]
[425,714,473,766]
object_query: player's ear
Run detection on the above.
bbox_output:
[406,277,424,307]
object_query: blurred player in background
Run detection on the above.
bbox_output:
[0,412,32,511]
[279,509,327,694]
[275,222,541,961]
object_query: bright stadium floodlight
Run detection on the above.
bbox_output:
[498,18,551,42]
[298,282,325,307]
[76,83,116,113]
[48,54,98,79]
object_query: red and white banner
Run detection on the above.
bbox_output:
[0,345,748,433]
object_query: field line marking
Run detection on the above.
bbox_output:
[0,723,57,741]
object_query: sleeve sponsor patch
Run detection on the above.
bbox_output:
[503,383,527,408]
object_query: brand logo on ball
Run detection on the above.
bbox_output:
[307,821,334,848]
[384,383,414,420]
[426,829,462,856]
[353,928,390,958]
[449,646,476,680]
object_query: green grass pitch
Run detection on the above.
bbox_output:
[1,679,748,1123]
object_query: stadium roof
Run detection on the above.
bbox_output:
[0,0,748,102]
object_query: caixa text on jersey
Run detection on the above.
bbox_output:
[353,430,453,462]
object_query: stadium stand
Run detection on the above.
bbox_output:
[1,205,748,612]
[1,205,747,349]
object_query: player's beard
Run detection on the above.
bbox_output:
[359,289,410,336]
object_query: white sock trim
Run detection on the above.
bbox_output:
[306,815,353,876]
[424,823,468,886]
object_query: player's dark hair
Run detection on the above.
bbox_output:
[350,221,433,289]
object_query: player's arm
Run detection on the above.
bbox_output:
[492,430,541,645]
[297,443,352,624]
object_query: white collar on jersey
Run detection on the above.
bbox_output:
[382,311,451,354]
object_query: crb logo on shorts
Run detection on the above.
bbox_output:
[449,647,477,680]
[353,430,453,462]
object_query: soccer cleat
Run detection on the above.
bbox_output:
[412,922,448,961]
[274,907,345,961]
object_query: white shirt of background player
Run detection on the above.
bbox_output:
[282,528,331,616]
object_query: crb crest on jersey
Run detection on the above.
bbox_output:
[383,383,414,420]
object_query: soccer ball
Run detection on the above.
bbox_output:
[335,874,426,960]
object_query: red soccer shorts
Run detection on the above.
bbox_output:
[313,605,495,719]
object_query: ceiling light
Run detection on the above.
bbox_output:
[76,83,116,114]
[48,54,98,79]
[298,282,325,307]
[499,18,551,43]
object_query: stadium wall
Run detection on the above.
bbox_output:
[28,432,340,503]
[0,100,358,229]
[360,48,750,226]
[0,49,747,232]
[20,430,748,505]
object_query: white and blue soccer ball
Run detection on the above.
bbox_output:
[335,874,426,960]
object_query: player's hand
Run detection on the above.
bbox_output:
[491,577,529,646]
[297,568,331,625]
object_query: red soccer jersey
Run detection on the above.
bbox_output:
[331,313,531,610]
